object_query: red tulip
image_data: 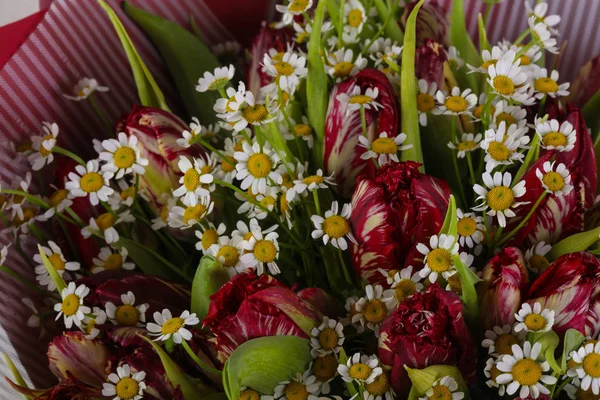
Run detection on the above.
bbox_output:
[479,247,529,331]
[350,161,450,284]
[527,252,600,337]
[297,287,345,319]
[401,0,449,47]
[203,271,322,358]
[324,68,400,197]
[415,39,448,87]
[378,284,477,398]
[567,53,600,108]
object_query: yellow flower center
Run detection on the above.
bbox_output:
[349,363,372,380]
[582,353,600,378]
[285,381,308,400]
[161,317,184,335]
[115,304,139,327]
[444,96,468,113]
[496,112,517,127]
[259,196,277,209]
[239,388,261,400]
[13,207,36,226]
[15,140,33,153]
[323,215,350,239]
[481,59,498,69]
[333,62,355,78]
[293,124,313,137]
[347,9,364,28]
[474,105,496,119]
[371,137,397,155]
[247,153,272,178]
[363,299,387,323]
[201,229,218,250]
[183,204,208,225]
[208,77,229,91]
[303,175,324,185]
[200,165,213,175]
[495,333,519,355]
[542,171,565,191]
[524,313,547,331]
[447,273,462,296]
[486,186,514,211]
[542,132,568,148]
[534,77,559,94]
[159,204,169,223]
[576,387,596,400]
[221,155,237,173]
[365,372,390,395]
[487,141,510,162]
[313,355,338,382]
[289,0,310,12]
[254,240,277,263]
[427,248,452,273]
[96,212,116,231]
[61,294,80,316]
[242,104,269,124]
[183,168,201,191]
[493,76,515,95]
[104,253,124,270]
[120,187,136,201]
[458,217,477,237]
[48,253,66,271]
[349,95,373,105]
[274,61,294,77]
[417,93,435,112]
[39,134,55,157]
[113,147,136,169]
[280,195,289,214]
[80,172,104,193]
[428,385,452,400]
[527,254,548,274]
[115,377,139,400]
[512,359,542,386]
[217,245,240,268]
[489,364,501,383]
[318,328,339,350]
[296,32,310,44]
[456,141,477,152]
[520,55,531,65]
[394,279,417,303]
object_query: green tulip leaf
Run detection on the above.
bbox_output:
[3,353,31,399]
[450,0,480,91]
[535,330,561,373]
[439,195,458,239]
[406,365,470,400]
[547,225,600,261]
[191,256,229,321]
[559,329,586,373]
[98,0,169,110]
[451,253,480,328]
[37,244,66,294]
[477,14,490,52]
[373,0,404,44]
[513,133,540,183]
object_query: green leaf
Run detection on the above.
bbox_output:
[399,0,425,168]
[450,0,480,91]
[123,1,221,123]
[582,91,600,144]
[325,0,341,34]
[559,329,586,373]
[37,244,66,294]
[535,330,561,373]
[547,225,600,261]
[513,133,540,183]
[406,365,470,400]
[306,0,328,168]
[191,256,229,321]
[452,253,480,328]
[373,0,404,44]
[98,0,169,110]
[223,336,312,399]
[140,336,204,398]
[439,195,458,238]
[477,14,490,52]
[338,348,359,397]
[2,354,31,400]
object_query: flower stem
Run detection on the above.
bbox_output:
[217,87,227,99]
[515,41,534,59]
[450,116,467,207]
[514,28,532,45]
[497,192,547,247]
[88,94,112,137]
[181,340,222,375]
[312,190,321,216]
[360,106,368,138]
[337,0,345,48]
[466,152,476,185]
[194,136,228,161]
[53,146,86,166]
[338,247,353,285]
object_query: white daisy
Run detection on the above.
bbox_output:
[286,169,335,202]
[419,376,464,400]
[416,234,460,283]
[514,302,555,333]
[353,285,392,335]
[221,90,274,132]
[491,100,528,129]
[102,364,146,400]
[146,309,199,343]
[172,156,214,206]
[336,86,382,115]
[338,353,382,384]
[531,68,570,99]
[456,209,485,250]
[151,194,176,230]
[63,77,109,101]
[358,131,411,166]
[7,172,32,220]
[447,133,482,158]
[168,196,215,229]
[382,266,424,308]
[39,187,74,221]
[176,117,203,148]
[370,43,403,68]
[54,282,91,329]
[241,218,280,275]
[105,291,148,327]
[100,132,148,179]
[536,161,573,196]
[195,223,227,254]
[34,241,80,291]
[484,356,506,395]
[66,159,114,206]
[326,48,367,81]
[416,79,437,126]
[535,118,577,152]
[525,1,560,28]
[528,16,558,54]
[310,316,345,358]
[499,41,542,74]
[480,122,527,171]
[81,210,135,244]
[524,241,552,274]
[433,86,477,116]
[275,0,313,25]
[262,50,308,95]
[363,371,395,400]
[83,307,107,340]
[208,235,247,276]
[214,81,250,116]
[196,64,235,92]
[92,247,135,274]
[264,370,321,400]
[487,50,531,104]
[472,171,528,227]
[467,45,507,74]
[447,46,464,68]
[570,341,600,395]
[234,141,282,195]
[28,122,59,171]
[343,0,367,35]
[481,324,526,356]
[311,201,356,250]
[282,116,314,148]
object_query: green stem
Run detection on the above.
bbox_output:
[337,0,345,48]
[53,146,86,166]
[181,340,222,376]
[65,207,85,225]
[466,152,476,185]
[88,94,112,136]
[217,87,227,98]
[497,192,547,247]
[0,189,49,209]
[515,41,534,60]
[312,190,321,216]
[514,28,532,45]
[194,137,228,161]
[450,116,467,207]
[338,247,353,285]
[360,106,368,138]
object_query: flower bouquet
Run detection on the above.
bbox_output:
[2,0,600,399]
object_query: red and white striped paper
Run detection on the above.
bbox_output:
[0,0,599,395]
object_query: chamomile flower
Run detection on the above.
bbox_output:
[214,81,249,115]
[310,317,345,357]
[536,118,577,152]
[336,86,382,115]
[484,356,506,395]
[105,291,148,327]
[525,1,561,30]
[496,341,557,398]
[241,218,280,275]
[66,159,114,206]
[310,356,338,394]
[235,141,282,195]
[146,309,199,343]
[382,266,424,308]
[263,50,308,95]
[344,0,367,35]
[173,156,214,206]
[338,353,382,385]
[54,282,91,329]
[370,43,402,68]
[456,209,485,250]
[447,46,464,68]
[82,210,135,244]
[276,0,313,25]
[83,307,106,340]
[514,302,555,333]
[531,68,570,99]
[286,169,335,202]
[487,50,531,103]
[467,45,506,74]
[249,187,280,220]
[481,325,526,356]
[102,364,146,400]
[434,86,477,116]
[419,376,464,400]
[416,79,437,126]
[416,234,460,283]
[490,100,527,130]
[569,341,600,395]
[92,247,135,273]
[473,171,528,227]
[525,241,552,274]
[29,122,59,171]
[168,196,215,229]
[217,137,242,183]
[311,201,356,251]
[447,133,482,158]
[195,223,226,254]
[151,194,175,230]
[563,377,593,400]
[223,91,274,132]
[196,64,235,92]
[8,172,32,220]
[34,241,80,291]
[208,235,246,276]
[265,370,321,400]
[283,116,314,148]
[528,17,558,54]
[63,77,109,101]
[353,285,392,335]
[362,371,394,400]
[100,132,148,179]
[326,48,367,81]
[176,117,203,148]
[480,122,527,171]
[358,131,411,165]
[39,187,73,221]
[536,161,573,196]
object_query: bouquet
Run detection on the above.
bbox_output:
[2,0,600,399]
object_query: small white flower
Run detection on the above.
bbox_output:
[234,141,282,195]
[28,122,59,171]
[100,132,148,179]
[310,316,345,357]
[54,282,91,328]
[286,169,335,202]
[525,1,561,29]
[382,266,424,309]
[105,291,148,327]
[263,50,308,95]
[531,68,569,99]
[370,43,403,68]
[433,86,477,116]
[472,171,528,227]
[311,201,356,250]
[82,210,135,244]
[168,196,215,229]
[195,223,227,254]
[146,309,199,343]
[569,341,600,395]
[417,79,437,126]
[102,364,146,400]
[528,16,558,53]
[327,48,367,81]
[66,160,114,206]
[177,117,203,148]
[34,241,80,291]
[353,285,392,335]
[358,131,411,166]
[282,116,314,148]
[39,187,74,221]
[264,370,321,400]
[419,376,464,400]
[63,77,108,101]
[83,307,107,340]
[524,241,552,274]
[536,118,577,152]
[220,90,274,132]
[416,234,460,283]
[487,50,532,104]
[484,356,506,395]
[343,0,367,35]
[208,235,247,276]
[92,246,135,273]
[448,133,482,158]
[467,45,507,74]
[536,161,573,196]
[276,0,313,25]
[337,86,382,115]
[447,46,464,68]
[481,324,525,356]
[214,81,250,116]
[480,122,528,171]
[150,194,175,230]
[173,156,214,206]
[7,173,32,220]
[196,64,235,92]
[491,100,528,129]
[338,353,382,384]
[241,218,280,275]
[456,209,485,250]
[514,302,555,333]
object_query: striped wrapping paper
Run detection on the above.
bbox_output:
[0,0,598,396]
